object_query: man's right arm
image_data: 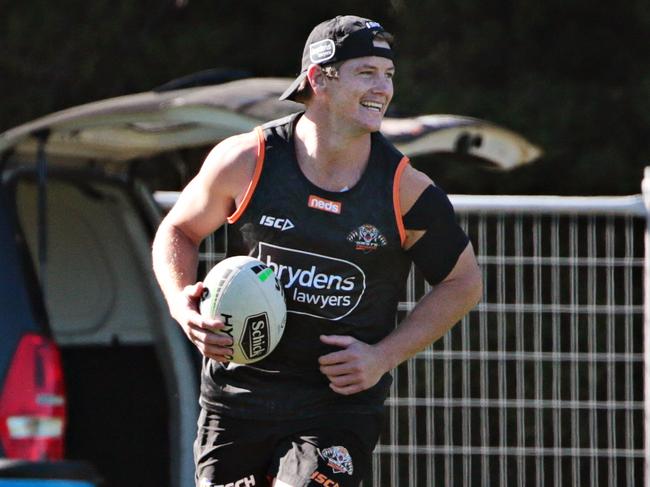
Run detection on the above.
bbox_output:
[151,131,259,361]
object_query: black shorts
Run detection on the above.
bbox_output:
[194,407,383,487]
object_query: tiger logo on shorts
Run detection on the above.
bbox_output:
[320,446,354,475]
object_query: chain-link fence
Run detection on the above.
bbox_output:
[178,191,647,487]
[370,195,645,486]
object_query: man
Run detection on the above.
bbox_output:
[152,15,482,487]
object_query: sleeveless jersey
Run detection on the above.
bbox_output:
[199,112,412,420]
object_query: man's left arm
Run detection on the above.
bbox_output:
[374,242,481,369]
[319,164,482,395]
[319,243,481,395]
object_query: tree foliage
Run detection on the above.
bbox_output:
[2,0,649,194]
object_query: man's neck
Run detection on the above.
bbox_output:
[294,112,372,192]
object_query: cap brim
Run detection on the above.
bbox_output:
[279,72,308,101]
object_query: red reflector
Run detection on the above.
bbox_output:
[0,333,67,460]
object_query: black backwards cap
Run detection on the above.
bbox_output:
[279,15,393,102]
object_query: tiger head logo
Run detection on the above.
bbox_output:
[320,445,354,475]
[347,224,387,253]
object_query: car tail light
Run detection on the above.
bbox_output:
[0,333,66,460]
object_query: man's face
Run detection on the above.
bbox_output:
[322,52,395,134]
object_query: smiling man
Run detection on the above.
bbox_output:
[152,15,482,487]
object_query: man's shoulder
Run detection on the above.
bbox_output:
[204,130,259,171]
[398,163,435,215]
[197,130,263,202]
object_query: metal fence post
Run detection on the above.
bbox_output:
[641,167,650,487]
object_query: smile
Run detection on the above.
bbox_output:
[360,101,383,112]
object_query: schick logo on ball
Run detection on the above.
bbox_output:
[241,313,270,360]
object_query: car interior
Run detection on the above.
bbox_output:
[3,169,198,487]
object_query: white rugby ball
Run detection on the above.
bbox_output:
[199,256,286,364]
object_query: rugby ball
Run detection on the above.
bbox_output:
[199,256,286,364]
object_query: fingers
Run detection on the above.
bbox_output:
[176,299,224,334]
[326,372,366,396]
[318,342,363,396]
[185,281,205,299]
[172,283,234,361]
[319,362,353,377]
[318,335,358,366]
[319,334,356,347]
[187,324,233,361]
[187,323,232,347]
[329,382,364,396]
[319,358,363,394]
[189,311,227,333]
[318,336,385,395]
[180,307,212,330]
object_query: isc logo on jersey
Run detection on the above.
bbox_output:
[260,215,294,231]
[257,242,366,321]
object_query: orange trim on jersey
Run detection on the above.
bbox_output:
[227,126,265,224]
[393,156,409,247]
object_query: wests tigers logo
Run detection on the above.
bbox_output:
[347,224,387,253]
[320,446,354,475]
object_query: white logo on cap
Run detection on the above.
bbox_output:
[366,21,382,29]
[309,39,336,64]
